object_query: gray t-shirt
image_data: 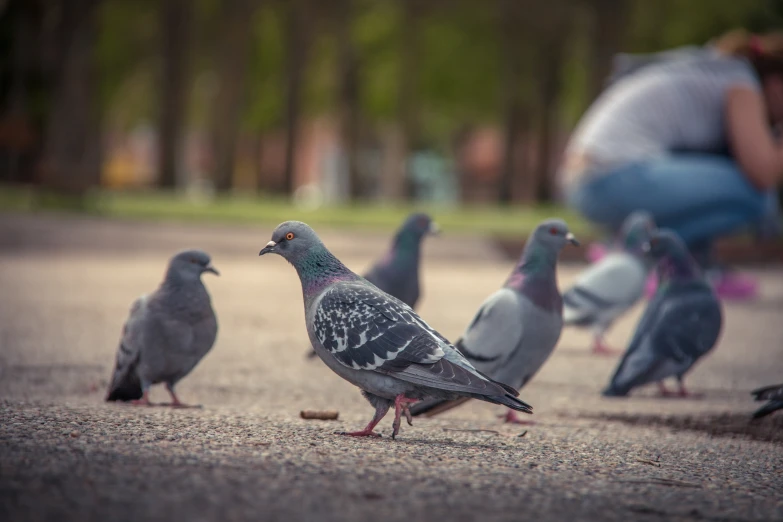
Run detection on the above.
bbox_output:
[561,55,760,180]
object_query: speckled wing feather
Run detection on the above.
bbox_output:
[313,282,513,397]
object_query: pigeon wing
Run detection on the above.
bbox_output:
[314,282,511,397]
[454,289,524,374]
[606,283,722,394]
[563,253,647,325]
[106,296,148,401]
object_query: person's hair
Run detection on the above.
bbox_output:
[712,29,783,79]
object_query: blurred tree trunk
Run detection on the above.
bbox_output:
[587,0,629,102]
[1,0,35,184]
[335,0,362,200]
[38,0,103,198]
[282,0,307,195]
[498,0,526,205]
[534,6,570,202]
[210,0,261,192]
[393,0,419,201]
[157,0,192,189]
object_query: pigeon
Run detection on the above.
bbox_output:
[602,229,723,398]
[106,250,219,407]
[408,219,578,423]
[750,384,783,419]
[306,212,438,359]
[563,211,656,356]
[364,212,439,308]
[258,221,532,439]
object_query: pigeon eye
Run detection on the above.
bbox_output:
[549,227,559,235]
[285,232,295,241]
[189,258,198,264]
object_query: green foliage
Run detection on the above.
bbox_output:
[94,0,777,144]
[0,185,591,238]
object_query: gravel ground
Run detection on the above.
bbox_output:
[1,213,782,522]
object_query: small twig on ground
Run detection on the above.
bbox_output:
[635,458,662,467]
[300,410,339,420]
[518,430,528,438]
[442,428,500,435]
[613,477,701,488]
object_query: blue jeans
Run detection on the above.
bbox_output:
[565,154,776,253]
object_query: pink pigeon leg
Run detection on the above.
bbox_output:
[498,409,536,425]
[676,379,704,399]
[391,394,419,439]
[336,400,391,438]
[591,335,621,356]
[165,383,200,408]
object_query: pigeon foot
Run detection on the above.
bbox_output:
[498,410,536,425]
[335,429,382,438]
[391,394,419,439]
[591,338,620,356]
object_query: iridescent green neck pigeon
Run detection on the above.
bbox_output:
[306,212,438,359]
[409,219,578,423]
[603,229,723,398]
[259,221,532,439]
[106,249,219,407]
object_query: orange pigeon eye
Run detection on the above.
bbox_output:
[285,232,295,240]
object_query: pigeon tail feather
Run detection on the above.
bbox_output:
[482,392,533,413]
[752,401,783,419]
[106,370,143,401]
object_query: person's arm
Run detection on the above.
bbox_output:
[725,86,783,190]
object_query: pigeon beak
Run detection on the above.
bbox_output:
[258,240,277,256]
[566,232,580,246]
[428,222,440,235]
[204,264,220,276]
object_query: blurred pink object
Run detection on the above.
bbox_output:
[585,242,609,263]
[644,269,759,301]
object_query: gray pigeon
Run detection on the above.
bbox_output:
[751,384,783,419]
[306,212,438,359]
[603,229,722,398]
[106,250,219,407]
[409,219,578,423]
[259,221,532,439]
[563,211,656,356]
[364,212,439,308]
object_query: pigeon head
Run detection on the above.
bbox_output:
[642,228,687,260]
[400,213,439,239]
[642,229,700,280]
[505,219,578,304]
[259,221,355,290]
[527,219,579,253]
[619,211,656,255]
[389,212,439,255]
[167,249,219,282]
[259,221,323,262]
